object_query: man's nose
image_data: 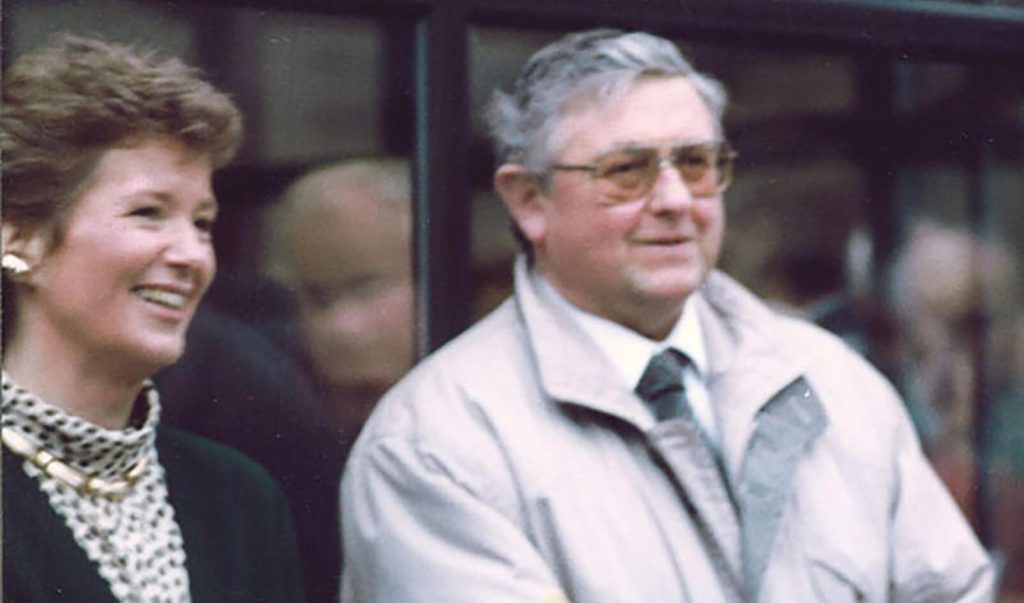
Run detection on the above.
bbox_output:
[646,158,694,213]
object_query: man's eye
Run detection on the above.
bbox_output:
[303,287,335,309]
[345,275,386,300]
[301,275,388,310]
[675,151,711,169]
[599,156,648,177]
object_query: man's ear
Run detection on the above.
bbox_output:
[494,164,548,248]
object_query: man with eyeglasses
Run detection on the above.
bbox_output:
[340,29,992,603]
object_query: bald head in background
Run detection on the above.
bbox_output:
[268,158,415,435]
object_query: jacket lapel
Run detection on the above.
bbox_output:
[737,378,827,602]
[647,419,745,599]
[697,272,830,602]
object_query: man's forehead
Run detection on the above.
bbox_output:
[553,77,716,157]
[600,136,722,152]
[557,73,689,115]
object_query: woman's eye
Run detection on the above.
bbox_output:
[129,205,162,219]
[194,216,216,234]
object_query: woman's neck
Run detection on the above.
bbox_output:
[3,336,144,430]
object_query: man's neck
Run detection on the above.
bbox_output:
[535,267,685,341]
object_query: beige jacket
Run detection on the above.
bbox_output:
[341,257,993,603]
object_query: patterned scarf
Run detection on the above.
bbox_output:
[2,373,191,602]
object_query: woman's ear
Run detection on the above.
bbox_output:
[494,164,548,249]
[2,222,49,277]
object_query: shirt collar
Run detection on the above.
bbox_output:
[532,270,707,389]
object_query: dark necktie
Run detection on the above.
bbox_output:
[638,349,742,599]
[635,348,692,421]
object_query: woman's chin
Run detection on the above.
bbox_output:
[117,340,188,381]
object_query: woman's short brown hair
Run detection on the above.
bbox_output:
[1,33,243,239]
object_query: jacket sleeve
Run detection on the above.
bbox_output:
[889,412,996,603]
[340,435,569,603]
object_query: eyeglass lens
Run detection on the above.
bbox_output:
[594,143,733,200]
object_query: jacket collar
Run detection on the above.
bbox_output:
[694,271,819,472]
[515,257,816,423]
[514,256,657,430]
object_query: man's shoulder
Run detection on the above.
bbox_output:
[342,297,548,511]
[702,270,873,364]
[406,296,529,392]
[355,298,533,440]
[432,297,526,364]
[701,271,903,418]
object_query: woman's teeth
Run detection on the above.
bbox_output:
[135,288,187,309]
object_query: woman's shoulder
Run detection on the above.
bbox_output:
[155,429,306,602]
[156,425,284,504]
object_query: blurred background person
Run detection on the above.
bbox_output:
[885,220,1024,595]
[1,34,305,602]
[264,157,415,440]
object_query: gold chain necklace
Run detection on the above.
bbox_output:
[2,426,147,499]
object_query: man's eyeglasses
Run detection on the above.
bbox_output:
[550,141,737,203]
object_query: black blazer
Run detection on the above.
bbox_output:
[3,426,308,602]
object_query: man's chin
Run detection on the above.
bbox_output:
[637,272,705,304]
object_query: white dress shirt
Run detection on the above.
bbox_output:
[533,271,719,448]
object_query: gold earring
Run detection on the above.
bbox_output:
[1,253,30,277]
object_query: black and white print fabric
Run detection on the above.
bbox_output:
[2,373,191,602]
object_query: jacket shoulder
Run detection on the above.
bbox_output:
[345,299,537,490]
[158,426,277,487]
[703,271,905,425]
[362,299,529,426]
[158,426,306,602]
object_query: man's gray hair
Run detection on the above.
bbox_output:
[485,29,728,173]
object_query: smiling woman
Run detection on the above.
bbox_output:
[1,35,306,602]
[13,138,219,408]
